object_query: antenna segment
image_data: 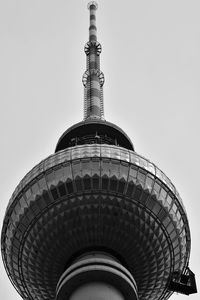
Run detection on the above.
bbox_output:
[83,2,105,120]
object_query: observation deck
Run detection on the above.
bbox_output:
[55,119,134,152]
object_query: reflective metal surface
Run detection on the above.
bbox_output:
[1,144,190,300]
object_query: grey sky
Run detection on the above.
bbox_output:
[0,1,199,299]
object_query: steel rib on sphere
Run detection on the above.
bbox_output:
[1,144,190,300]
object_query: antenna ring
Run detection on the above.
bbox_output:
[84,41,102,55]
[82,70,104,87]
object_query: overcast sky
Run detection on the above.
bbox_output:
[0,1,199,299]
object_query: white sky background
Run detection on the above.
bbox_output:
[0,0,199,299]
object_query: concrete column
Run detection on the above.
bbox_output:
[69,282,125,300]
[56,252,138,300]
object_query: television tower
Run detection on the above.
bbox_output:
[1,2,197,300]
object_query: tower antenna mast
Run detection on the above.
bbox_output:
[82,1,105,120]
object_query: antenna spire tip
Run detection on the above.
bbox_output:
[87,1,98,10]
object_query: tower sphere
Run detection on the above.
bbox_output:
[1,2,196,300]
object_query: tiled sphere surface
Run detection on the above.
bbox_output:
[1,144,190,300]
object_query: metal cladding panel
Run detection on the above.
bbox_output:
[1,144,190,300]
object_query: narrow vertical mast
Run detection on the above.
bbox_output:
[83,1,105,120]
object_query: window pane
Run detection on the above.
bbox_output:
[145,174,154,191]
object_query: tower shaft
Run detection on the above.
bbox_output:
[1,2,196,300]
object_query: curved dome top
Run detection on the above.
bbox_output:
[55,119,134,152]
